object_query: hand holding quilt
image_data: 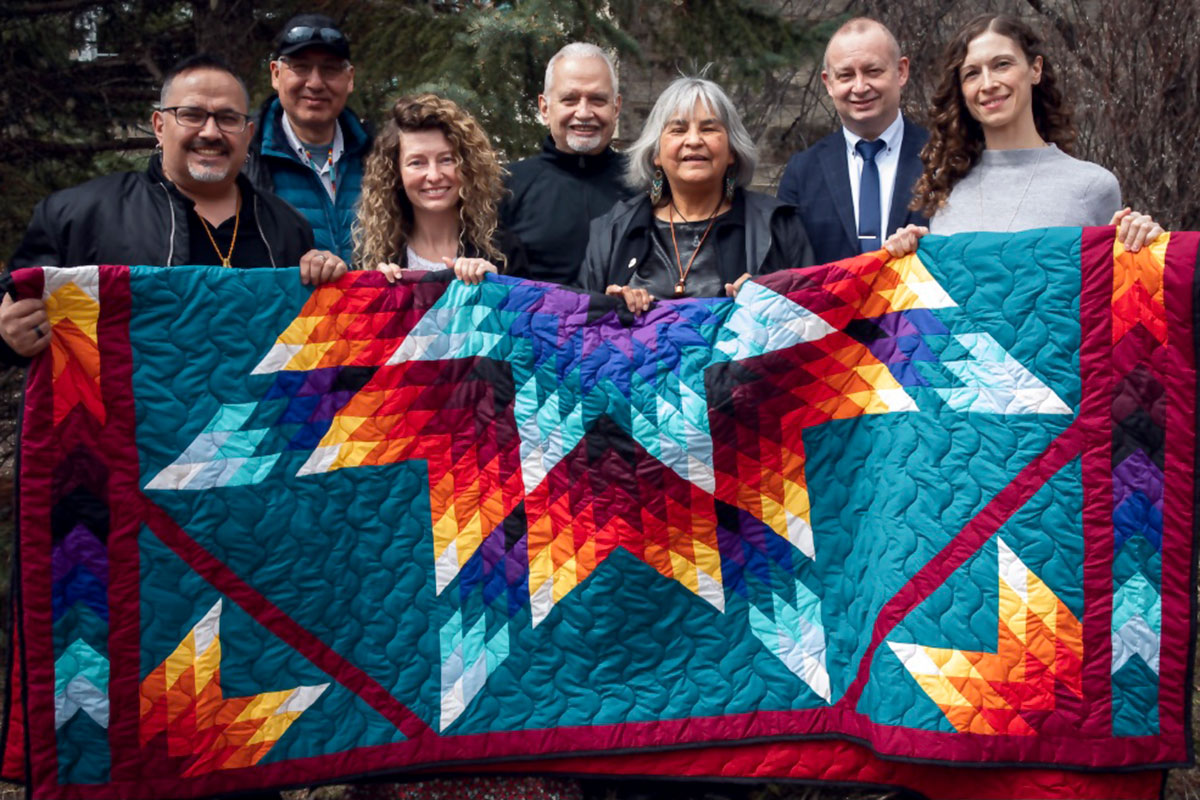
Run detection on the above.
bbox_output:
[5,227,1195,799]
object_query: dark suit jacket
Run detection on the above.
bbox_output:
[777,116,929,265]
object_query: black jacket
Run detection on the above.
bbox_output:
[9,155,314,270]
[4,155,314,367]
[576,190,816,293]
[500,136,633,285]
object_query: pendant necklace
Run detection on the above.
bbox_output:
[668,198,722,296]
[979,146,1046,232]
[196,194,241,268]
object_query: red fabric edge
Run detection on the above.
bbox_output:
[2,588,27,781]
[1077,225,1118,737]
[477,742,1166,800]
[10,266,61,797]
[9,248,1190,798]
[1157,231,1200,751]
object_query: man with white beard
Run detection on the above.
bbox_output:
[500,43,632,285]
[1,54,344,364]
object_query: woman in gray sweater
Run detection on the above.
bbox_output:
[886,14,1161,254]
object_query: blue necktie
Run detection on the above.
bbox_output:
[855,138,886,252]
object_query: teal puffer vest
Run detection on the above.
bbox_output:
[253,98,370,262]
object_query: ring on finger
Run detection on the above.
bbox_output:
[35,324,47,338]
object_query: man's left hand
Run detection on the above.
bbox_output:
[299,249,348,285]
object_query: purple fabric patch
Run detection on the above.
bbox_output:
[1113,449,1165,511]
[51,524,109,585]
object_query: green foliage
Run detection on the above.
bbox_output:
[345,0,639,158]
[0,0,825,259]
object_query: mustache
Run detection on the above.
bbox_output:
[188,138,229,151]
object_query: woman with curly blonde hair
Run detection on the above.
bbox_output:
[356,93,527,282]
[886,14,1160,256]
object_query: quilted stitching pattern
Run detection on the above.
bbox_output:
[5,227,1197,800]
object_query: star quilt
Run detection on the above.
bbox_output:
[2,226,1196,799]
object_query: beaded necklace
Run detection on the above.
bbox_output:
[299,145,337,195]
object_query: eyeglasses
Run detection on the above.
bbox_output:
[276,55,352,80]
[280,25,347,47]
[160,106,250,133]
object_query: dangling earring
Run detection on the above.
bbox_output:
[650,168,664,205]
[724,169,736,202]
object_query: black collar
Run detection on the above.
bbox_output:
[538,135,622,176]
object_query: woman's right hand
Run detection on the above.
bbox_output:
[605,284,653,315]
[377,261,403,284]
[883,225,929,258]
[1109,208,1165,253]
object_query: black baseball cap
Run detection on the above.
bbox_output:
[274,13,350,59]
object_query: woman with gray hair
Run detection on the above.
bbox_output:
[577,76,814,311]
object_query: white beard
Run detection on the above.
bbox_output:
[187,164,230,183]
[564,131,603,154]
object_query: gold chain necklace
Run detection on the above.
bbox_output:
[196,194,241,268]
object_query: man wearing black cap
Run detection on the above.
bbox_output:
[246,13,371,263]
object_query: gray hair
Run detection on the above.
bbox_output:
[624,76,758,195]
[543,42,619,96]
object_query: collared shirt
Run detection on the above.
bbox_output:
[842,112,905,238]
[281,112,344,200]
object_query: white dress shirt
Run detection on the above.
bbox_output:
[842,113,905,237]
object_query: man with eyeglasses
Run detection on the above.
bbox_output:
[0,53,346,364]
[246,13,371,264]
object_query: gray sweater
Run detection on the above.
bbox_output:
[930,144,1121,235]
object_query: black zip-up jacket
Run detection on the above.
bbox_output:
[9,155,314,271]
[500,136,633,285]
[576,189,816,293]
[3,155,314,366]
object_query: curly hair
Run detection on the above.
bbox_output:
[355,93,505,269]
[911,14,1077,218]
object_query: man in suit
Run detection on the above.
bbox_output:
[777,18,928,265]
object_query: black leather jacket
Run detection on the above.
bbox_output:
[9,155,314,270]
[576,189,816,293]
[3,155,314,367]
